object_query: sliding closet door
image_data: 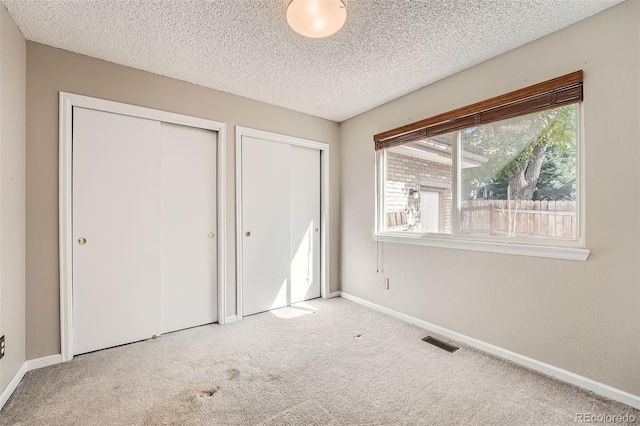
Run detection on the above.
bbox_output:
[290,146,321,304]
[241,135,322,316]
[160,123,217,333]
[241,137,291,316]
[73,107,162,355]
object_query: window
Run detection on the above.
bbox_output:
[375,71,588,260]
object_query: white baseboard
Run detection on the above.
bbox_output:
[26,354,62,371]
[0,362,27,411]
[225,315,238,324]
[327,291,341,299]
[0,354,63,412]
[339,291,640,410]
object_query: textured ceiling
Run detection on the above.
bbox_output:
[3,0,622,122]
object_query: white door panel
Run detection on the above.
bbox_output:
[290,146,321,304]
[73,107,162,355]
[241,137,290,316]
[73,108,218,355]
[160,123,217,333]
[241,135,321,316]
[420,191,440,233]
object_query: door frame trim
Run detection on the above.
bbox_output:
[235,126,330,321]
[59,92,227,362]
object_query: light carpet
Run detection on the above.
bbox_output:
[1,297,638,425]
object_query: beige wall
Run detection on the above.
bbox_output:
[0,5,26,392]
[340,1,640,396]
[25,42,340,359]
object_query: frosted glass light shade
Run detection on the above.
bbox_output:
[286,0,347,38]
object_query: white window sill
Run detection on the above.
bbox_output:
[372,233,590,261]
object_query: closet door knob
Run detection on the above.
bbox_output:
[78,237,87,245]
[208,232,215,239]
[245,231,251,237]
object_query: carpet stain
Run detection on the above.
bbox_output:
[227,368,240,380]
[266,373,282,382]
[198,387,219,398]
[142,384,220,425]
[353,334,362,339]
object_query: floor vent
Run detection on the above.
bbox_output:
[422,336,459,353]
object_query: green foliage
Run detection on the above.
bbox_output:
[460,105,577,201]
[533,143,576,200]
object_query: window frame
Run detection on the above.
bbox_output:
[373,73,589,261]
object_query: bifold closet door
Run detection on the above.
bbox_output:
[73,107,162,355]
[241,137,321,317]
[160,123,217,334]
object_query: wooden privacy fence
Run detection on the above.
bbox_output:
[460,200,576,239]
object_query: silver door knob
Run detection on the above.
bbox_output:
[78,237,87,245]
[315,228,319,232]
[245,231,251,237]
[208,232,215,239]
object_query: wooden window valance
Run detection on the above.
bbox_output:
[374,71,583,151]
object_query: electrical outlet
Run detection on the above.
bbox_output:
[383,278,390,290]
[0,335,5,360]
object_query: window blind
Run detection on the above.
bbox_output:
[374,71,583,151]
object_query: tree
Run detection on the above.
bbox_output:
[460,105,577,202]
[532,142,576,201]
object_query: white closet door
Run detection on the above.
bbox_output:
[241,135,322,316]
[160,123,217,333]
[241,137,291,316]
[73,107,162,355]
[290,146,321,304]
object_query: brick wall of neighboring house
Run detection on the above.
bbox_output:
[385,151,453,233]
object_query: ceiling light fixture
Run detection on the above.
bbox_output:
[286,0,347,39]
